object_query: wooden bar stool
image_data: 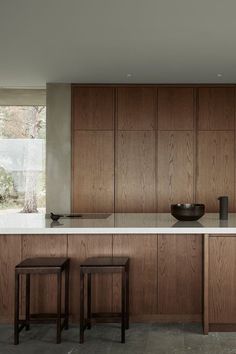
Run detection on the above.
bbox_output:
[14,257,70,345]
[80,257,129,344]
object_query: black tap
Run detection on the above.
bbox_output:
[218,196,228,220]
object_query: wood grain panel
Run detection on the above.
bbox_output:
[158,88,194,130]
[0,236,21,322]
[158,235,202,314]
[113,235,157,315]
[68,235,112,322]
[117,87,156,130]
[157,131,194,212]
[198,87,235,130]
[209,237,236,323]
[73,131,114,213]
[116,131,156,212]
[21,235,67,314]
[204,234,209,334]
[196,131,234,211]
[72,86,114,130]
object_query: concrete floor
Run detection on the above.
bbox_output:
[0,323,236,354]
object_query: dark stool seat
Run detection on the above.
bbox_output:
[14,257,70,345]
[80,256,129,344]
[16,257,69,269]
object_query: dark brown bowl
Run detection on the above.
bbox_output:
[171,203,205,221]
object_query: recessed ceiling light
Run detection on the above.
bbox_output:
[127,73,132,78]
[217,73,223,77]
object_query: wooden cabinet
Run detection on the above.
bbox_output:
[72,87,114,130]
[73,131,114,213]
[72,85,236,215]
[117,87,156,130]
[158,235,202,315]
[68,235,113,322]
[113,235,158,316]
[196,131,234,211]
[0,236,21,321]
[198,88,235,130]
[157,131,194,212]
[21,235,67,314]
[158,88,194,130]
[209,236,236,325]
[116,131,156,212]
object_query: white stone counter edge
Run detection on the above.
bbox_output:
[1,227,236,234]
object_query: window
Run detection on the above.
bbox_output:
[0,105,46,213]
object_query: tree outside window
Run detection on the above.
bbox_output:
[0,106,46,213]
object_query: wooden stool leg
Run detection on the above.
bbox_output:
[14,272,20,345]
[121,268,126,343]
[80,269,85,343]
[65,263,69,330]
[87,273,92,329]
[125,264,129,330]
[25,274,30,331]
[56,271,62,344]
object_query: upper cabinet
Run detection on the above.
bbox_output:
[198,88,235,130]
[117,87,156,130]
[158,88,194,130]
[72,86,114,130]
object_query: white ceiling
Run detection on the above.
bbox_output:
[1,0,236,88]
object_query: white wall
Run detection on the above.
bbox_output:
[46,83,71,213]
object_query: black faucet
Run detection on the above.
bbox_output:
[218,196,228,220]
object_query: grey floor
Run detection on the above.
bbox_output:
[0,323,236,354]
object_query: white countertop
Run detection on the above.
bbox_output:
[0,213,236,234]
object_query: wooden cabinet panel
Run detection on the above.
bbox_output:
[68,235,112,322]
[117,87,156,130]
[158,88,194,130]
[72,87,114,130]
[0,236,21,321]
[73,131,114,213]
[158,235,202,314]
[198,88,235,130]
[157,131,194,212]
[22,235,67,314]
[116,131,156,212]
[113,235,157,315]
[196,131,234,211]
[209,237,236,323]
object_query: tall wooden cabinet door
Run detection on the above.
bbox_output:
[196,131,234,212]
[113,235,158,316]
[22,235,67,314]
[0,235,21,322]
[198,87,235,130]
[116,131,156,212]
[158,88,194,130]
[68,235,113,322]
[158,235,202,315]
[73,131,114,213]
[157,131,194,212]
[209,237,236,323]
[72,87,114,130]
[117,87,156,130]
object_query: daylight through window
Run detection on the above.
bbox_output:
[0,106,46,213]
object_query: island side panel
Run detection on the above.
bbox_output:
[21,235,67,314]
[0,235,21,323]
[209,236,236,328]
[158,234,202,317]
[68,235,113,322]
[112,234,158,318]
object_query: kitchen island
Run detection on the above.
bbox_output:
[0,212,236,334]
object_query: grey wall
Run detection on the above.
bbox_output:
[46,83,71,213]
